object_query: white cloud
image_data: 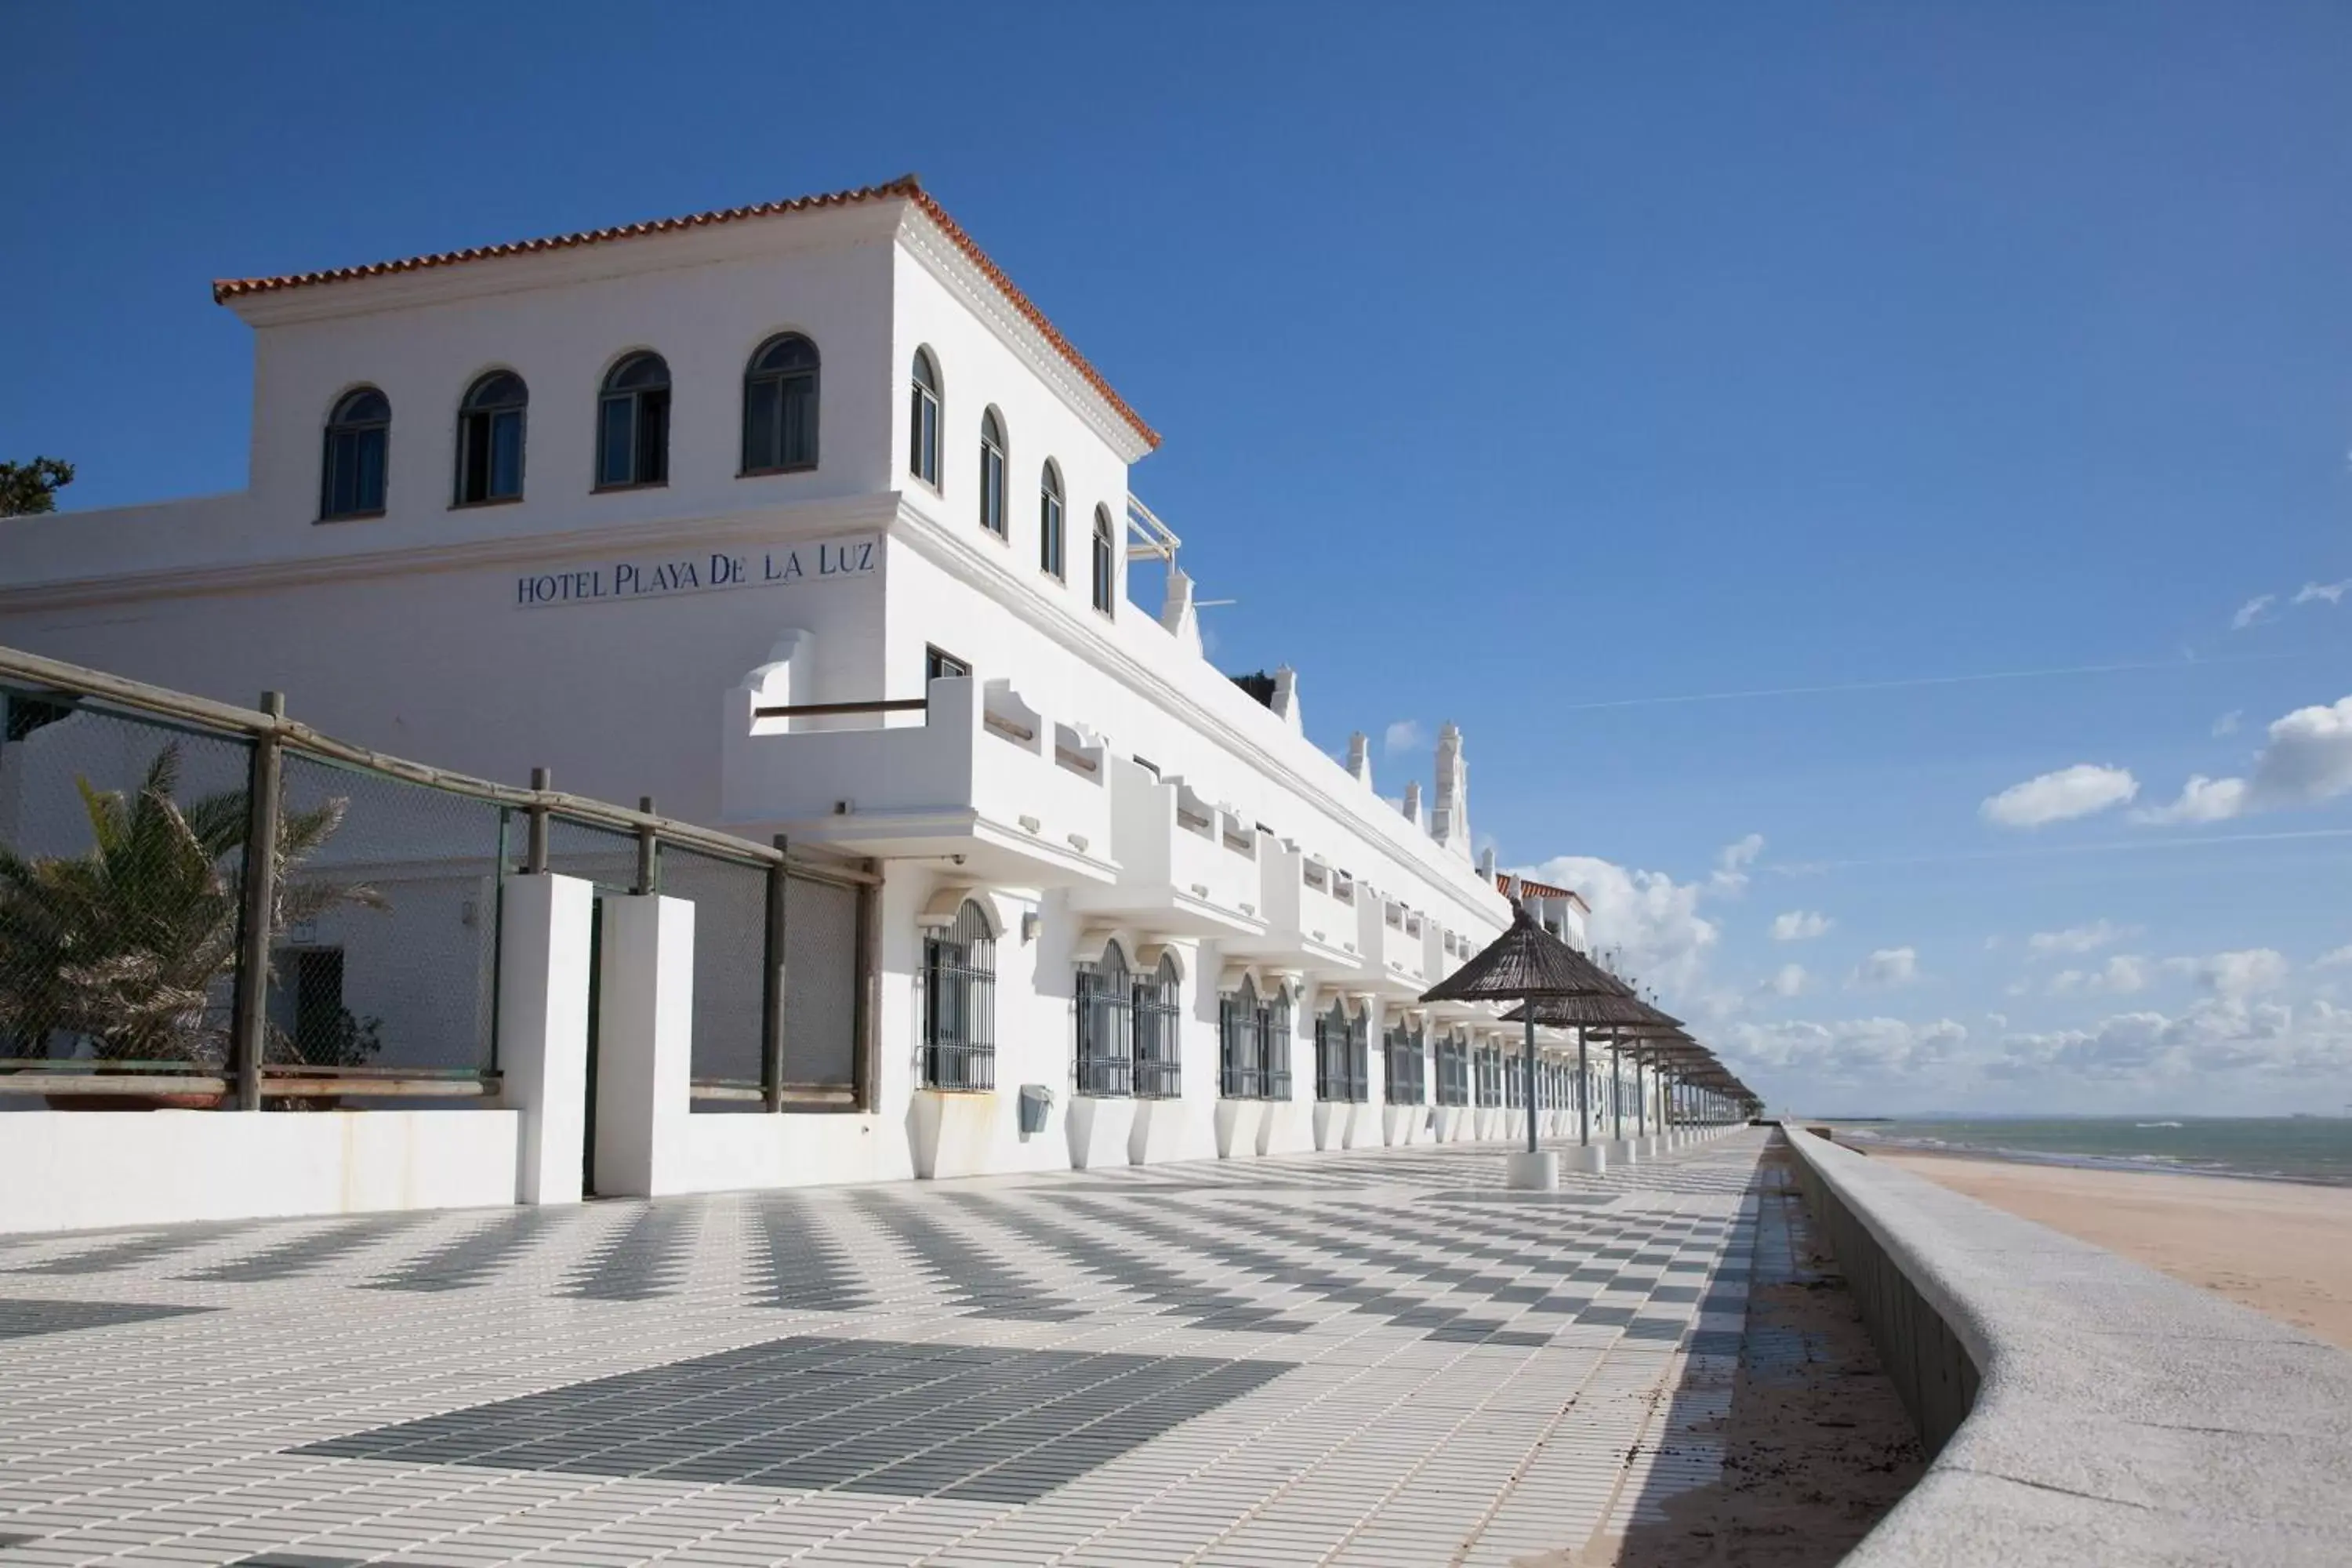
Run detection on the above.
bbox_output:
[1762,964,1809,998]
[1769,910,1832,942]
[1709,833,1765,897]
[2049,954,2150,996]
[2316,945,2352,970]
[2136,695,2352,825]
[1991,996,2351,1083]
[1725,1015,1966,1077]
[2212,710,2241,738]
[2230,593,2277,630]
[2293,579,2349,607]
[2132,773,2247,825]
[1980,764,2139,828]
[2164,948,2291,999]
[1849,947,1920,990]
[2029,919,2130,955]
[1519,855,1719,992]
[1381,719,1425,757]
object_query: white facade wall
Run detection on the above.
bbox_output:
[0,189,1639,1202]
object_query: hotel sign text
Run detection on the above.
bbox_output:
[516,534,878,609]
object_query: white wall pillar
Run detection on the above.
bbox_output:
[593,892,697,1198]
[499,872,595,1205]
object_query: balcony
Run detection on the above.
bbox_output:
[1361,895,1430,994]
[722,672,1115,886]
[1221,845,1364,974]
[1069,759,1265,935]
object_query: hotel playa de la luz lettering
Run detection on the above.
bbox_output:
[0,178,1732,1221]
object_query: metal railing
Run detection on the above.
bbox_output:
[0,644,876,1112]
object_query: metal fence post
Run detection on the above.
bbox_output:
[635,796,659,895]
[526,767,550,873]
[227,691,285,1112]
[760,834,789,1112]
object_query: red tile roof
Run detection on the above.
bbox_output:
[210,175,1161,451]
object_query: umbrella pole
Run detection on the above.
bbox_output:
[1611,1040,1623,1142]
[1523,1012,1538,1154]
[1576,1026,1590,1148]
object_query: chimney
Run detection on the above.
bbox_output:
[1160,565,1202,655]
[1431,722,1472,860]
[1478,844,1497,881]
[1270,666,1302,735]
[1345,731,1373,789]
[1400,779,1422,827]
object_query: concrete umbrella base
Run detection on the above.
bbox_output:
[1504,1150,1559,1190]
[1565,1145,1606,1175]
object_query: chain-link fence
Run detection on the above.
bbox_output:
[1,648,874,1114]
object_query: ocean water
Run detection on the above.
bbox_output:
[1825,1117,2352,1187]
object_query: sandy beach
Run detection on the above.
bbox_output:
[1871,1149,2352,1350]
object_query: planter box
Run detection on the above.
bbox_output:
[1213,1098,1264,1160]
[1311,1101,1353,1151]
[1258,1098,1306,1156]
[1432,1106,1468,1143]
[1381,1104,1419,1146]
[1128,1097,1190,1166]
[1065,1095,1134,1170]
[909,1089,998,1180]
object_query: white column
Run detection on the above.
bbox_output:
[498,873,595,1206]
[592,892,696,1198]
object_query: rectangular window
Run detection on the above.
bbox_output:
[598,397,634,487]
[925,647,971,684]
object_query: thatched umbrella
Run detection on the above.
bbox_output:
[1497,987,1664,1149]
[1423,903,1635,1161]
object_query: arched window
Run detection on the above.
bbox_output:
[597,352,670,489]
[977,408,1007,536]
[1040,461,1065,579]
[1134,953,1181,1099]
[921,899,995,1090]
[1090,504,1116,615]
[1220,976,1260,1099]
[1261,984,1294,1100]
[742,333,819,474]
[1314,1000,1348,1103]
[909,348,941,486]
[1346,1004,1370,1104]
[455,372,526,506]
[320,387,390,520]
[1075,941,1133,1097]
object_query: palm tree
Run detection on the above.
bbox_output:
[0,742,382,1064]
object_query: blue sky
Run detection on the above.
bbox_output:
[6,3,2350,1113]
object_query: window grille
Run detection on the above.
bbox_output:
[1313,1000,1347,1102]
[920,900,993,1090]
[742,333,819,474]
[909,349,942,485]
[321,387,390,519]
[597,353,670,488]
[1434,1034,1469,1106]
[1133,953,1181,1099]
[1349,1010,1372,1103]
[1074,941,1133,1097]
[456,372,526,506]
[1261,986,1292,1100]
[1219,976,1261,1099]
[1384,1023,1426,1106]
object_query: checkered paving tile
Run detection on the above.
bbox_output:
[0,1131,1768,1566]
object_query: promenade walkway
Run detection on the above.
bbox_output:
[0,1132,1767,1567]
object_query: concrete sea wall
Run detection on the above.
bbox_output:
[1783,1125,2352,1566]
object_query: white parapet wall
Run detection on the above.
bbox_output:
[1783,1125,2352,1566]
[4,1109,520,1235]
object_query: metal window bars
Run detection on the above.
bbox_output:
[921,900,996,1091]
[1073,942,1134,1097]
[1132,953,1181,1099]
[1219,978,1261,1099]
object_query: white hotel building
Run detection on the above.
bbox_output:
[0,178,1675,1196]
